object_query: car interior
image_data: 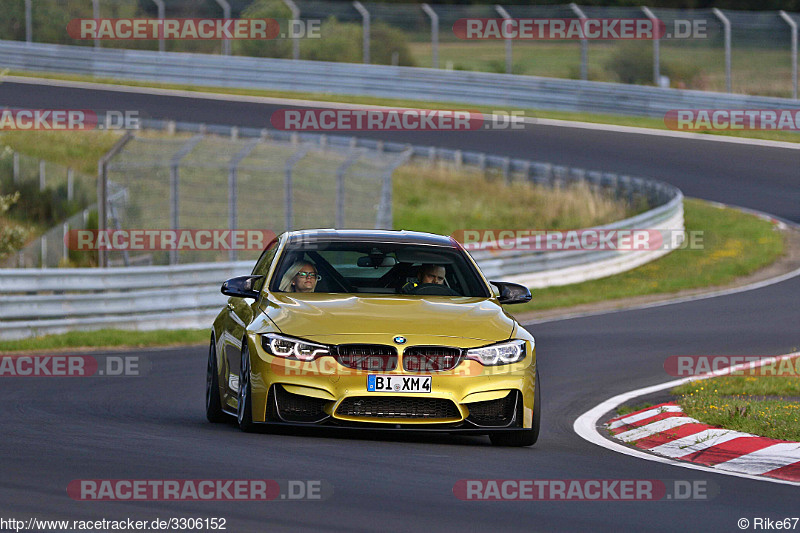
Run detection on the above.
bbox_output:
[270,243,488,297]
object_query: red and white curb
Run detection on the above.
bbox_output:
[607,402,800,483]
[574,352,800,486]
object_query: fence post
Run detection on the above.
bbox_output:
[336,150,362,228]
[92,0,101,49]
[569,3,588,81]
[25,0,32,43]
[152,0,166,52]
[67,168,74,202]
[781,11,798,100]
[12,151,19,183]
[282,0,301,60]
[41,236,47,269]
[213,0,232,55]
[228,138,259,261]
[712,8,732,93]
[376,148,412,230]
[62,222,69,264]
[285,146,310,231]
[421,4,439,69]
[353,1,370,64]
[39,160,45,191]
[495,5,513,74]
[168,135,204,265]
[641,6,660,86]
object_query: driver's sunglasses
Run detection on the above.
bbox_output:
[296,271,322,280]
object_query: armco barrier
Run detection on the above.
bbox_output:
[0,119,682,339]
[2,41,800,118]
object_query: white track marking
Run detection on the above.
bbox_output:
[573,352,800,486]
[608,405,684,429]
[614,417,699,443]
[648,429,751,458]
[715,443,800,475]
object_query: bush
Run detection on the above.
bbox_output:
[604,42,702,87]
[235,4,416,67]
[233,0,293,59]
[301,16,363,63]
[604,43,653,85]
[370,22,416,67]
[0,192,27,257]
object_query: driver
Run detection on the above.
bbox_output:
[402,264,446,293]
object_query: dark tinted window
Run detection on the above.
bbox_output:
[269,241,490,297]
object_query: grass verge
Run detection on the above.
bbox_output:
[671,365,800,441]
[506,198,785,313]
[0,130,121,176]
[0,328,208,354]
[394,163,636,235]
[6,70,800,144]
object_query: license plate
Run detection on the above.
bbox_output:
[367,375,431,393]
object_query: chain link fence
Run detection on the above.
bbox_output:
[0,147,96,268]
[99,125,404,267]
[0,1,797,97]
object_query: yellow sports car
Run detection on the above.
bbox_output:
[206,229,540,446]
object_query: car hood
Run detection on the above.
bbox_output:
[262,293,515,343]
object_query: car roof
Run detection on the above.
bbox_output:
[284,229,458,248]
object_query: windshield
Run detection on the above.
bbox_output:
[269,241,491,297]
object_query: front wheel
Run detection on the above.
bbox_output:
[206,335,226,423]
[490,373,540,447]
[237,343,255,432]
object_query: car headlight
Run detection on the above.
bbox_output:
[465,339,527,366]
[261,333,330,362]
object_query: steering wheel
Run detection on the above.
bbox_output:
[407,283,459,296]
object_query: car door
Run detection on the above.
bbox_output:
[223,239,279,397]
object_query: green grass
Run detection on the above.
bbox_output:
[408,41,796,98]
[0,130,121,175]
[671,368,800,441]
[394,163,634,235]
[615,403,655,417]
[0,328,208,354]
[6,70,800,144]
[505,198,784,313]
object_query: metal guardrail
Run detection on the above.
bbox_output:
[2,41,800,118]
[0,119,682,339]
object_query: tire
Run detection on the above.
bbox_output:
[206,335,226,423]
[237,343,255,432]
[490,373,541,447]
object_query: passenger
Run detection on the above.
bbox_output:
[278,261,320,292]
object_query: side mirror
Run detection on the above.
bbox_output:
[490,281,531,305]
[221,275,263,300]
